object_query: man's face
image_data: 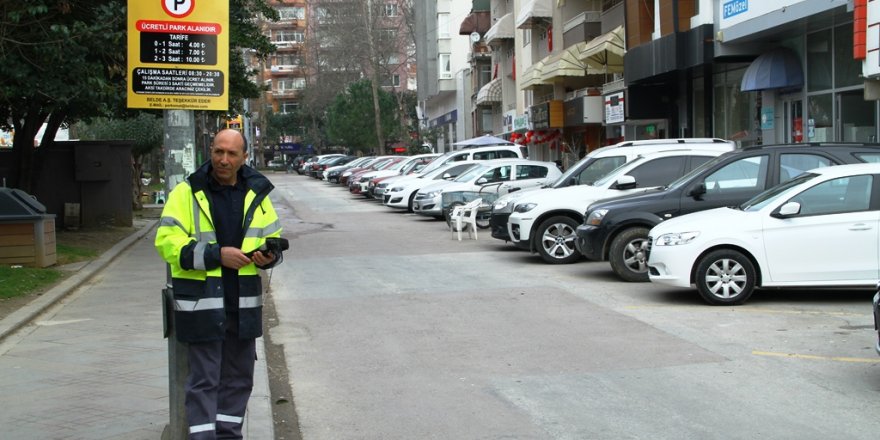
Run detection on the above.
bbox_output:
[211,130,247,185]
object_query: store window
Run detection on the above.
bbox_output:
[839,91,876,142]
[807,29,832,92]
[807,94,833,142]
[713,67,754,145]
[834,23,860,88]
[693,74,706,137]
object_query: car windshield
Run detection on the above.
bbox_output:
[552,155,627,187]
[592,157,647,187]
[414,152,453,175]
[739,172,818,211]
[454,164,492,182]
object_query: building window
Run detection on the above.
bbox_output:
[274,30,304,43]
[293,77,306,89]
[281,102,300,114]
[479,64,491,87]
[439,53,451,78]
[276,79,295,91]
[523,29,531,46]
[384,3,398,17]
[274,54,300,66]
[388,54,399,64]
[314,7,328,23]
[438,13,450,38]
[278,7,305,20]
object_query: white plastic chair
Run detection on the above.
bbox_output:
[451,198,482,241]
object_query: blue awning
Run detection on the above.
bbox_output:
[740,47,803,92]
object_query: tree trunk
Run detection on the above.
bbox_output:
[9,105,49,193]
[132,158,144,210]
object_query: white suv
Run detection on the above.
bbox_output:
[506,140,735,264]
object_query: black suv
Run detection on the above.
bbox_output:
[575,143,880,282]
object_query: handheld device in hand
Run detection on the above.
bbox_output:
[246,237,290,258]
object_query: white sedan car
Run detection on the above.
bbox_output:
[413,159,562,218]
[383,161,479,211]
[647,163,880,305]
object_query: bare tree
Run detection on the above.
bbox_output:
[302,0,415,154]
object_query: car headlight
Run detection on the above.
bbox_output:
[584,209,608,226]
[426,190,441,198]
[390,186,404,192]
[514,203,537,213]
[493,200,513,213]
[654,231,700,246]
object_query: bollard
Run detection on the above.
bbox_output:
[162,285,189,440]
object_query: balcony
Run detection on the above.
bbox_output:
[271,89,303,98]
[268,65,305,76]
[562,11,601,48]
[272,41,303,51]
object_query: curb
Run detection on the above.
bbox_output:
[0,219,160,343]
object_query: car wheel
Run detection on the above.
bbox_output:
[475,210,490,229]
[609,227,650,282]
[407,192,417,213]
[534,216,581,264]
[695,249,756,305]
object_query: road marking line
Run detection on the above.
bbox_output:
[752,350,880,363]
[624,305,863,317]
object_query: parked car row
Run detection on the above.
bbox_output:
[295,141,880,315]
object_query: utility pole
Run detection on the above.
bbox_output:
[161,109,196,440]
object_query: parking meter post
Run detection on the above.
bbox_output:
[161,109,197,440]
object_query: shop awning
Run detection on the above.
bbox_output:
[740,47,804,91]
[459,11,491,36]
[516,0,552,29]
[540,46,586,81]
[576,25,625,74]
[475,78,502,105]
[485,13,514,46]
[520,60,549,90]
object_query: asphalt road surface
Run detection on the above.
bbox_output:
[265,171,880,440]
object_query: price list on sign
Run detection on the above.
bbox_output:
[140,33,217,65]
[127,0,229,110]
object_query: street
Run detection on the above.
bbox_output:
[266,172,880,440]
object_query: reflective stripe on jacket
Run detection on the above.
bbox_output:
[155,162,281,343]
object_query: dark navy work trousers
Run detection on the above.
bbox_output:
[185,314,256,440]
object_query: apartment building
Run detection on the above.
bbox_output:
[626,0,872,146]
[414,0,476,153]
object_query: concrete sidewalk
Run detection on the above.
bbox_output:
[0,219,274,439]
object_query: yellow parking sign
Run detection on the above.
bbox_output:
[127,0,229,110]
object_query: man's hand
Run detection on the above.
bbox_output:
[251,250,275,267]
[220,246,252,269]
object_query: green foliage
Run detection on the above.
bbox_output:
[326,80,399,151]
[76,113,163,158]
[264,111,303,146]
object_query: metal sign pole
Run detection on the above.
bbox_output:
[161,109,197,440]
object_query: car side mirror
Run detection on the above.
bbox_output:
[771,201,801,218]
[476,177,488,185]
[688,182,707,199]
[508,187,521,193]
[614,175,636,190]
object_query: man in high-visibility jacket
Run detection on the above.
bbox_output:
[155,129,283,439]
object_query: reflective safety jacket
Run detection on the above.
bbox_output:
[155,162,282,343]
